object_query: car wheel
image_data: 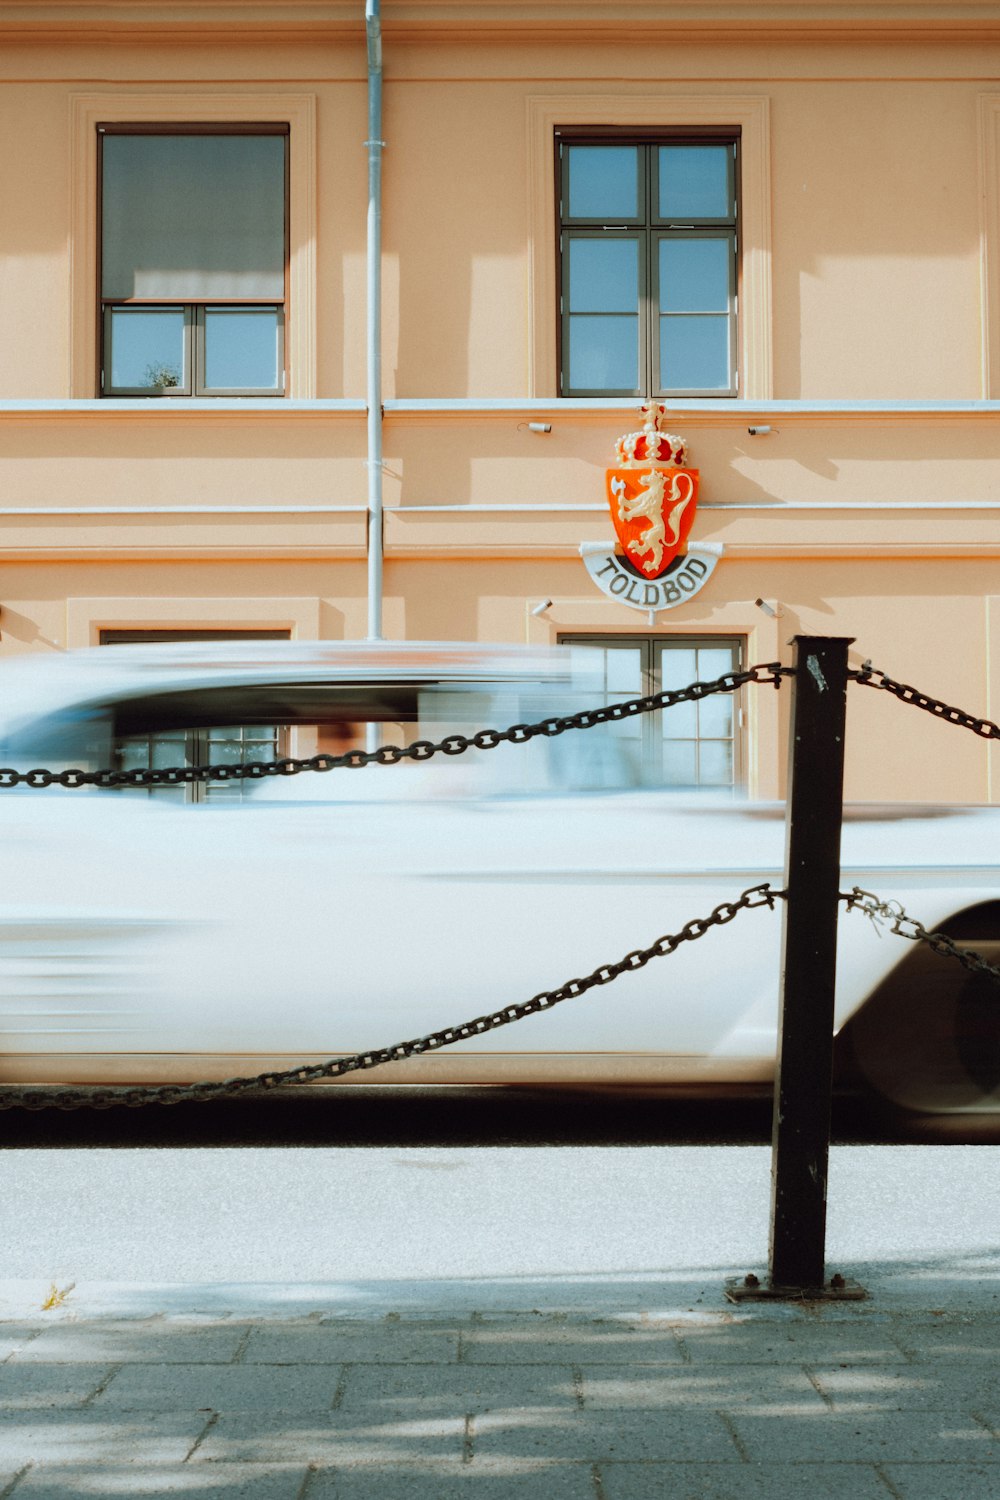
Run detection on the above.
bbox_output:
[847,934,1000,1118]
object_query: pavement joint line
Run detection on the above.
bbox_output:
[672,1331,695,1364]
[718,1409,752,1463]
[230,1325,254,1365]
[297,1463,320,1500]
[330,1364,350,1410]
[805,1365,836,1409]
[80,1361,122,1407]
[0,1466,30,1500]
[1,1330,40,1365]
[183,1409,219,1462]
[591,1461,607,1499]
[874,1463,907,1499]
[572,1365,586,1408]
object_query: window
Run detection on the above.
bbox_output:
[100,629,290,802]
[99,127,288,397]
[558,136,738,398]
[561,635,745,789]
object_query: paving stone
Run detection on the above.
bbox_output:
[471,1409,739,1464]
[0,1412,204,1466]
[0,1364,115,1409]
[580,1365,825,1412]
[337,1362,577,1415]
[811,1362,1000,1411]
[729,1410,1000,1464]
[191,1412,465,1465]
[599,1462,895,1499]
[307,1462,597,1498]
[460,1322,685,1365]
[94,1362,345,1412]
[10,1322,249,1365]
[10,1462,310,1497]
[0,1327,42,1361]
[882,1462,1000,1498]
[676,1322,906,1364]
[243,1323,460,1364]
[888,1319,1000,1360]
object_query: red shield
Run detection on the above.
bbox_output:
[605,467,700,580]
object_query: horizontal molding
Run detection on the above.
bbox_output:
[0,547,368,562]
[0,400,366,421]
[2,499,1000,517]
[1,542,997,562]
[2,397,1000,426]
[0,504,368,516]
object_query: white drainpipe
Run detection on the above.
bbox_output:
[365,0,384,642]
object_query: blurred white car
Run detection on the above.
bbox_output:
[0,639,998,1118]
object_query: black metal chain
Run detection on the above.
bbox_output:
[0,663,791,790]
[0,883,783,1111]
[842,887,1000,987]
[849,663,1000,742]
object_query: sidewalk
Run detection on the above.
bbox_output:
[1,1271,999,1499]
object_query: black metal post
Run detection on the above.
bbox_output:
[768,635,852,1293]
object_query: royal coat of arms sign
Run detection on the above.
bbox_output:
[580,402,723,616]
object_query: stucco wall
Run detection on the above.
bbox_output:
[0,10,998,803]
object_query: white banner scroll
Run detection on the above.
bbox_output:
[579,541,723,613]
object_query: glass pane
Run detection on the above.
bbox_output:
[118,741,149,772]
[566,146,639,219]
[659,239,730,313]
[567,238,639,313]
[699,693,733,739]
[661,647,708,738]
[660,647,697,689]
[567,315,638,391]
[697,646,737,681]
[109,308,185,391]
[606,647,642,696]
[150,736,187,769]
[660,315,731,391]
[662,698,697,738]
[659,145,731,219]
[204,739,244,765]
[102,134,285,300]
[208,725,274,741]
[663,740,698,785]
[603,647,643,741]
[203,726,280,803]
[699,739,734,786]
[204,308,280,391]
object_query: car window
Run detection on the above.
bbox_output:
[0,671,640,800]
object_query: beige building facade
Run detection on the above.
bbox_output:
[2,1,1000,800]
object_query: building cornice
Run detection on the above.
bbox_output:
[3,2,1000,45]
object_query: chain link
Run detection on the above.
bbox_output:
[842,887,1000,987]
[0,663,792,790]
[849,663,1000,741]
[0,883,783,1111]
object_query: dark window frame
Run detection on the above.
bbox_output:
[556,127,741,399]
[97,123,291,399]
[99,628,291,803]
[558,633,746,789]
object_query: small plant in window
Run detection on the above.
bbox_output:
[143,362,181,391]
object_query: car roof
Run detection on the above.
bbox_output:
[0,640,585,735]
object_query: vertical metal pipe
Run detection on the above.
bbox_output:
[768,634,852,1291]
[365,0,384,643]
